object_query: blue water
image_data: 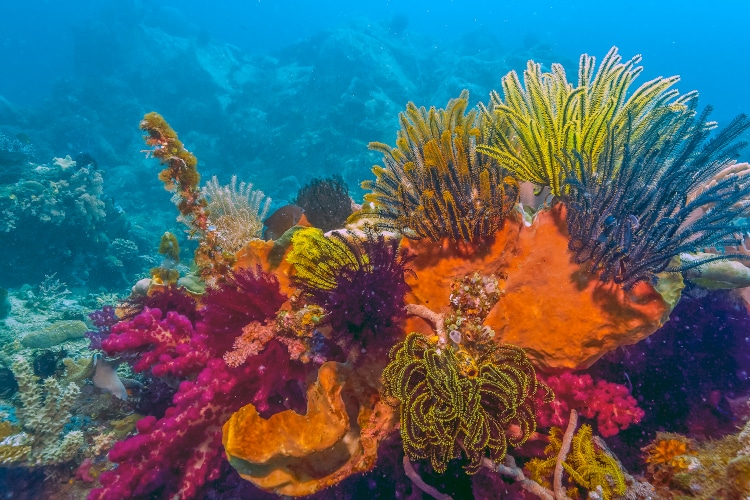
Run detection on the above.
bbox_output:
[2,0,748,123]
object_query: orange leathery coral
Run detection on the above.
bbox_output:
[222,357,398,496]
[403,204,679,371]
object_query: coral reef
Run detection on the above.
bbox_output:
[6,356,83,466]
[538,372,644,438]
[21,320,88,349]
[292,175,353,232]
[202,175,271,253]
[358,90,519,241]
[288,227,414,346]
[382,331,543,474]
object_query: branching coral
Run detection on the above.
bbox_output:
[478,46,690,197]
[202,175,271,253]
[288,227,414,345]
[292,175,352,232]
[381,332,543,474]
[561,103,750,288]
[538,372,644,437]
[140,112,227,278]
[358,90,519,241]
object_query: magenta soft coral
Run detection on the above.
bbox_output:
[90,267,300,499]
[90,341,295,499]
[102,307,210,378]
[537,372,645,437]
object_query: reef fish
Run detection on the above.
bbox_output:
[263,204,305,240]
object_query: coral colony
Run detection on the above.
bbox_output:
[5,46,750,499]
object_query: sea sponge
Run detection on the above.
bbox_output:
[223,359,398,496]
[403,205,677,370]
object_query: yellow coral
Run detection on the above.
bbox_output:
[645,435,695,469]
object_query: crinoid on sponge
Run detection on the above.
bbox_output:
[357,90,519,242]
[287,227,414,346]
[293,175,353,232]
[561,101,750,288]
[381,332,543,474]
[478,46,690,197]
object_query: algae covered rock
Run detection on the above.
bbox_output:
[21,320,88,348]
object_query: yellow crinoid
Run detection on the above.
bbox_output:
[478,47,695,197]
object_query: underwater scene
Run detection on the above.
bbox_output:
[2,0,750,498]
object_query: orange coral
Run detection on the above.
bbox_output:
[222,358,397,496]
[403,204,677,371]
[645,436,695,469]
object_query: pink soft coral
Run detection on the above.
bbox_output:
[90,267,305,499]
[537,372,645,437]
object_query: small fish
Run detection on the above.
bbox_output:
[263,204,305,240]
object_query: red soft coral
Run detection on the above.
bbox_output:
[537,372,645,437]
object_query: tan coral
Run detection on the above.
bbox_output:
[403,204,677,371]
[223,357,397,496]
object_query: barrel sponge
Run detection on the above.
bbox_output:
[21,320,88,348]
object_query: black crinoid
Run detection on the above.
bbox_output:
[292,175,353,233]
[561,98,750,289]
[289,227,415,348]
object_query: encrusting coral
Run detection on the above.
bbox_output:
[357,90,519,241]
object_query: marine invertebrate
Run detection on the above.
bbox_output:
[478,46,689,196]
[358,90,519,241]
[288,227,413,345]
[91,341,300,500]
[92,262,306,499]
[402,204,676,370]
[561,104,750,288]
[381,332,542,474]
[10,355,83,465]
[538,371,644,437]
[292,175,353,232]
[140,112,228,277]
[223,357,398,496]
[526,424,626,500]
[202,174,271,253]
[21,320,87,349]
